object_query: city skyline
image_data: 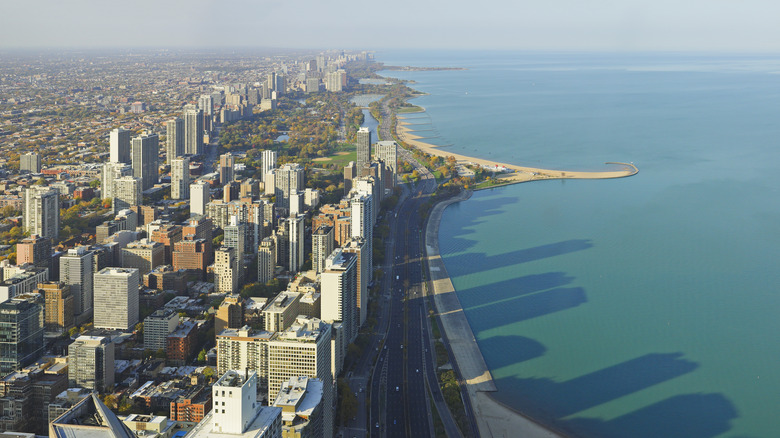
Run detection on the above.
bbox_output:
[2,0,780,52]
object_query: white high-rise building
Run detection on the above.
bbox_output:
[375,140,398,186]
[321,248,357,343]
[23,187,59,242]
[93,267,139,331]
[356,127,371,168]
[190,180,209,216]
[215,327,273,384]
[343,238,370,327]
[109,128,131,164]
[267,316,332,438]
[170,156,190,200]
[20,153,41,174]
[131,133,159,191]
[261,150,277,183]
[198,94,214,116]
[113,176,142,212]
[287,214,305,274]
[101,162,132,200]
[187,370,282,438]
[165,118,184,165]
[68,335,114,392]
[350,192,372,242]
[223,216,246,282]
[214,247,238,294]
[184,106,204,156]
[257,238,276,285]
[274,163,304,209]
[59,246,93,318]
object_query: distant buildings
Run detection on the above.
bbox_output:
[171,155,190,200]
[101,162,133,200]
[262,150,277,184]
[274,163,304,209]
[166,118,184,164]
[113,175,142,212]
[220,153,235,185]
[184,106,204,156]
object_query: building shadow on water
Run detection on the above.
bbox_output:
[439,195,523,253]
[464,286,588,330]
[457,271,575,305]
[478,335,547,369]
[496,353,699,419]
[444,239,594,277]
[561,393,738,438]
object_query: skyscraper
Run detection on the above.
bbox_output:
[101,162,132,200]
[198,94,214,116]
[257,238,276,285]
[219,153,234,185]
[171,156,190,200]
[190,180,209,216]
[23,187,59,242]
[39,282,74,335]
[16,234,51,269]
[131,133,159,191]
[356,127,371,168]
[223,216,246,282]
[261,150,277,183]
[288,214,305,273]
[59,246,94,318]
[165,118,184,165]
[0,298,44,375]
[20,153,41,174]
[113,176,142,212]
[214,247,238,294]
[274,163,304,209]
[109,128,131,164]
[93,267,139,331]
[312,226,335,274]
[67,335,114,392]
[321,249,358,343]
[375,140,398,186]
[184,106,204,156]
[343,238,370,327]
[267,316,333,438]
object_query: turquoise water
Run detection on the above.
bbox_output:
[380,51,780,437]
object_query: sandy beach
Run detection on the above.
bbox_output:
[396,118,638,183]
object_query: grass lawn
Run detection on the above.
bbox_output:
[313,144,357,167]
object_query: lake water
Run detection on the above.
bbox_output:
[379,50,780,438]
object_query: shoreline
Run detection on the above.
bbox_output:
[396,117,638,184]
[425,190,564,438]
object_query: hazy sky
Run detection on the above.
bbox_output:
[3,0,779,52]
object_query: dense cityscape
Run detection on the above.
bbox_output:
[0,48,484,438]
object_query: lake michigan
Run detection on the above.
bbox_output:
[379,50,780,437]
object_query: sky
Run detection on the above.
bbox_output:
[2,0,780,52]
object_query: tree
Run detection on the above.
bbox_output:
[197,349,207,363]
[103,394,117,410]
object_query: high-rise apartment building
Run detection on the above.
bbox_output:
[165,118,184,165]
[0,298,44,375]
[173,237,209,279]
[170,156,190,200]
[59,246,93,318]
[356,127,371,168]
[214,247,238,294]
[109,128,131,164]
[121,239,164,275]
[198,94,213,116]
[274,163,304,209]
[38,282,74,334]
[287,215,305,274]
[374,140,398,187]
[144,309,180,352]
[272,377,324,438]
[312,226,334,274]
[321,249,358,343]
[342,238,370,327]
[215,294,243,336]
[261,150,277,183]
[219,153,234,185]
[215,326,274,386]
[267,316,332,438]
[16,234,51,269]
[93,267,139,331]
[257,238,276,285]
[190,180,210,216]
[113,176,142,212]
[184,106,204,156]
[20,153,41,174]
[131,133,159,191]
[23,187,59,242]
[101,162,132,200]
[67,335,114,392]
